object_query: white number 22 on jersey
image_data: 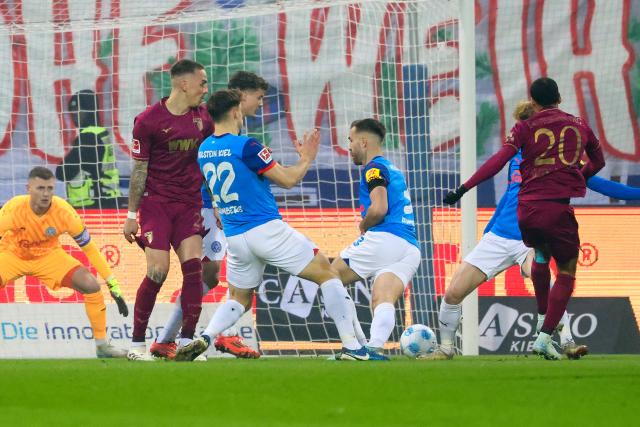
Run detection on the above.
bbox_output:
[202,161,239,203]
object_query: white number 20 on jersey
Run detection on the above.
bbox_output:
[202,161,239,204]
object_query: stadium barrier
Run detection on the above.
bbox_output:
[478,297,640,355]
[0,304,256,359]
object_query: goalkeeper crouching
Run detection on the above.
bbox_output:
[0,167,129,358]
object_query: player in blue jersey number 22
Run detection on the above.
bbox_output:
[176,89,369,361]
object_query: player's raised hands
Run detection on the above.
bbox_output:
[297,129,321,162]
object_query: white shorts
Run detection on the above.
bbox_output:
[340,231,421,288]
[226,219,317,289]
[201,208,227,262]
[464,231,532,280]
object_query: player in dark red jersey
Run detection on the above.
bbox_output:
[443,77,605,360]
[122,59,213,361]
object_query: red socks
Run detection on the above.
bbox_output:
[541,273,575,335]
[132,277,162,342]
[531,261,551,315]
[179,258,203,339]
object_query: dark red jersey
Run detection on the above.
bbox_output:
[509,108,604,201]
[131,98,213,205]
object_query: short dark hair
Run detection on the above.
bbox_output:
[28,166,54,181]
[530,77,560,107]
[350,118,386,141]
[207,89,242,121]
[228,71,269,92]
[170,59,204,78]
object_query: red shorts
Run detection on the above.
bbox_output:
[517,199,580,264]
[139,196,204,251]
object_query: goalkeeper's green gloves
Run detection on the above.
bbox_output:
[106,276,129,317]
[443,185,468,205]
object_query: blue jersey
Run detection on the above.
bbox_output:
[361,156,418,248]
[197,133,281,236]
[201,182,213,208]
[484,152,523,240]
[484,150,640,240]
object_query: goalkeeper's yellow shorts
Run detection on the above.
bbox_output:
[0,248,82,290]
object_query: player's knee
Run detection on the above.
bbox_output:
[72,269,100,294]
[557,258,577,276]
[146,267,168,284]
[444,286,464,305]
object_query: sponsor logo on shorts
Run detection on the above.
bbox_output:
[144,231,153,244]
[365,168,381,183]
[132,139,141,154]
[258,147,272,164]
[45,227,57,237]
[211,241,222,253]
[353,235,365,247]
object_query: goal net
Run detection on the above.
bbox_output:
[0,0,463,357]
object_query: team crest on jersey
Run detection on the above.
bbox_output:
[132,139,141,154]
[365,168,381,183]
[144,231,153,244]
[193,117,203,131]
[258,147,272,164]
[45,227,56,237]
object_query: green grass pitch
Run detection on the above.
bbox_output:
[1,355,638,426]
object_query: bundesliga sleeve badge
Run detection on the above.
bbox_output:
[131,139,141,154]
[258,147,273,164]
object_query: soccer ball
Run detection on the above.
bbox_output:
[400,324,437,358]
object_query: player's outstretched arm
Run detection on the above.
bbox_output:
[443,144,517,205]
[263,129,320,189]
[587,175,640,200]
[79,239,129,317]
[66,205,129,317]
[123,159,148,243]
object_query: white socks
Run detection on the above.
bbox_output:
[537,311,574,345]
[438,301,461,352]
[157,283,241,343]
[347,296,368,346]
[558,311,573,345]
[320,279,360,350]
[203,299,245,340]
[368,303,395,349]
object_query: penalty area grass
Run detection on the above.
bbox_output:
[0,355,638,426]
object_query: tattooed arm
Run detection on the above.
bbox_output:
[123,160,148,243]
